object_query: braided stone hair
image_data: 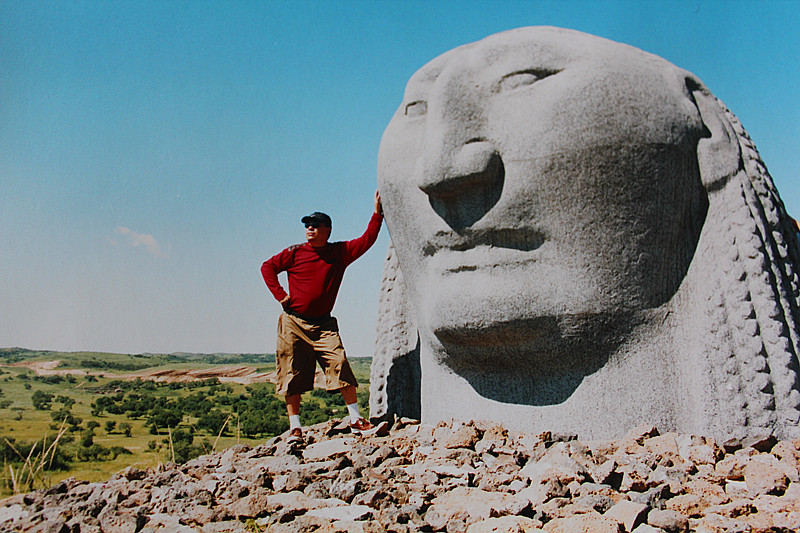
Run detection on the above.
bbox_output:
[697,89,800,439]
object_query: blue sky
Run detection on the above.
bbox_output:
[1,0,798,356]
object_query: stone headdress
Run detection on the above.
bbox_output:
[688,87,800,439]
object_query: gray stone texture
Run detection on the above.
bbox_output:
[6,420,800,532]
[371,26,800,441]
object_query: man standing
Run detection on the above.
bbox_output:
[261,191,388,444]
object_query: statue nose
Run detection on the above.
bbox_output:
[419,140,502,196]
[419,139,505,230]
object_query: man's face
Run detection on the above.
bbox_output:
[378,27,707,355]
[305,223,331,247]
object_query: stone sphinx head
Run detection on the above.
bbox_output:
[372,27,800,440]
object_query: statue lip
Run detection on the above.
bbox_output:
[421,227,546,272]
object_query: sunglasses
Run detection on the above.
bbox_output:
[305,223,324,229]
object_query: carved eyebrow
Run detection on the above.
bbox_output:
[404,100,427,117]
[401,63,443,119]
[402,74,436,119]
[495,68,561,92]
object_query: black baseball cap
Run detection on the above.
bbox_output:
[301,212,332,227]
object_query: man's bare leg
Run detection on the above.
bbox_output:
[339,385,357,406]
[285,394,301,415]
[339,385,363,423]
[285,394,303,442]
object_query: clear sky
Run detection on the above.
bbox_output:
[2,1,798,356]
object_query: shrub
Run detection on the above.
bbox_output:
[110,446,132,459]
[0,435,70,472]
[310,388,346,406]
[50,409,82,429]
[300,399,333,426]
[75,443,111,462]
[80,430,94,448]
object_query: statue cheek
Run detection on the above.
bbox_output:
[379,127,432,223]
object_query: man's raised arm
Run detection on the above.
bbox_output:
[343,191,384,263]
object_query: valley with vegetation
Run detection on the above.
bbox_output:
[0,348,371,496]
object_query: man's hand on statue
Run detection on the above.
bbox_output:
[375,189,383,215]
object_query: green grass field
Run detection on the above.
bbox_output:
[0,348,373,495]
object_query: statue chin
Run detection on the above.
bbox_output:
[423,290,639,374]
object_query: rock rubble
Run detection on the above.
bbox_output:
[1,419,799,532]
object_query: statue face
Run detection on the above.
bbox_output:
[378,27,708,358]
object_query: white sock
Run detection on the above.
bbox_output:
[289,414,301,430]
[347,402,361,423]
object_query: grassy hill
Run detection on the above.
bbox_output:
[0,348,372,496]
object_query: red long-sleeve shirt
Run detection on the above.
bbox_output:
[261,212,383,317]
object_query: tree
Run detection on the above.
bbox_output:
[238,409,287,438]
[177,392,215,417]
[231,384,289,437]
[80,429,94,448]
[146,407,182,434]
[311,388,346,406]
[118,422,132,437]
[110,446,132,459]
[357,389,370,413]
[91,396,110,416]
[55,395,76,409]
[0,436,70,471]
[76,443,111,462]
[31,390,54,410]
[197,410,229,435]
[105,420,117,433]
[300,399,333,426]
[164,429,206,464]
[50,409,82,429]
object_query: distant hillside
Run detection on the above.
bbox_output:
[0,347,278,367]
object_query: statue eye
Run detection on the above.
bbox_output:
[497,69,559,92]
[405,100,427,117]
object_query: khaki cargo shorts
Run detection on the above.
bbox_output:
[275,312,358,397]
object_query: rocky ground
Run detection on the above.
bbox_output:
[1,418,799,532]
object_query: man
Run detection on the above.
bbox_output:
[261,190,388,444]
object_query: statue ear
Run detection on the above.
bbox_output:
[690,79,743,192]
